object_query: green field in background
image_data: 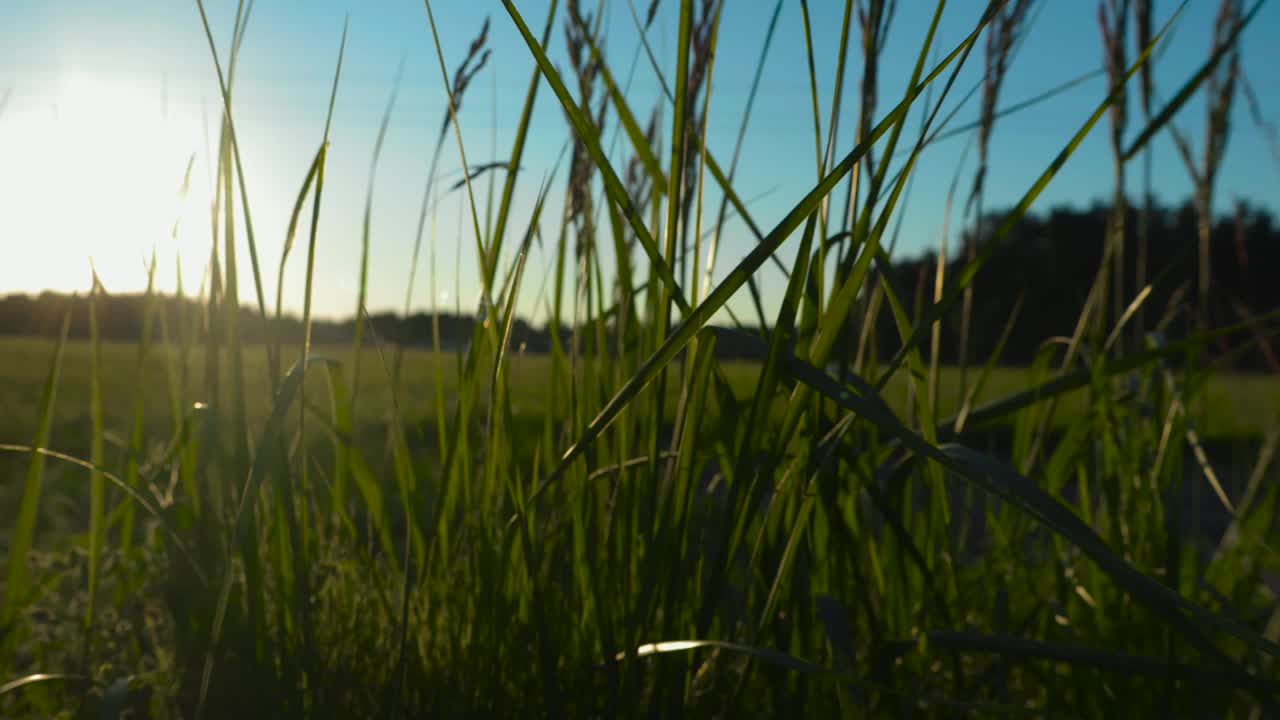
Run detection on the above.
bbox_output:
[3,335,1278,450]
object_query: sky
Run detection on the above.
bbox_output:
[0,0,1277,323]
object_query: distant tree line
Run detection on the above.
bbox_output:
[869,199,1280,371]
[0,293,555,353]
[2,199,1277,369]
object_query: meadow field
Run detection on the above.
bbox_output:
[4,336,1280,456]
[4,0,1280,718]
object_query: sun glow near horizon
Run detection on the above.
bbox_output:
[0,72,212,296]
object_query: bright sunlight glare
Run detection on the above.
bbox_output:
[0,73,209,295]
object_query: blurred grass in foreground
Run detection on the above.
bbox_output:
[3,0,1280,717]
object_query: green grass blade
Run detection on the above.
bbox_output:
[953,293,1025,434]
[1,306,71,632]
[273,144,325,383]
[193,0,272,339]
[84,274,105,637]
[488,0,559,290]
[119,255,160,560]
[582,24,667,197]
[351,56,406,414]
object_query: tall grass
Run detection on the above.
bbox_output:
[3,1,1280,717]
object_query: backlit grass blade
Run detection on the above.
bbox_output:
[323,342,356,531]
[1104,284,1154,353]
[193,0,271,337]
[669,329,717,534]
[84,273,105,638]
[1,306,70,632]
[491,174,554,401]
[739,214,815,471]
[0,673,91,698]
[502,0,691,316]
[609,639,832,675]
[524,13,989,501]
[289,20,346,707]
[923,67,1105,151]
[647,0,696,512]
[487,0,558,290]
[273,144,324,383]
[351,56,406,415]
[298,19,347,440]
[215,117,252,506]
[953,293,1025,434]
[581,22,667,197]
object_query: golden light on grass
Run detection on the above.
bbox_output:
[0,73,207,292]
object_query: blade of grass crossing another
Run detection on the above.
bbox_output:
[523,14,992,502]
[782,354,1280,675]
[193,0,274,373]
[1121,0,1265,163]
[487,0,559,291]
[879,3,1188,389]
[501,0,692,317]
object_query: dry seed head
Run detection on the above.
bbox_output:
[1239,70,1280,171]
[855,0,896,135]
[1204,0,1242,189]
[438,17,492,141]
[1098,0,1130,144]
[645,0,662,30]
[563,0,606,227]
[971,0,1035,207]
[679,0,719,195]
[979,0,1035,160]
[860,0,897,68]
[624,109,660,213]
[1134,0,1153,115]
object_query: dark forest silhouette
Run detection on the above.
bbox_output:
[3,199,1277,369]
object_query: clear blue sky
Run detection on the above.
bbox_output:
[1,1,1277,322]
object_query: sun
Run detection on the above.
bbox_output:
[0,73,209,295]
